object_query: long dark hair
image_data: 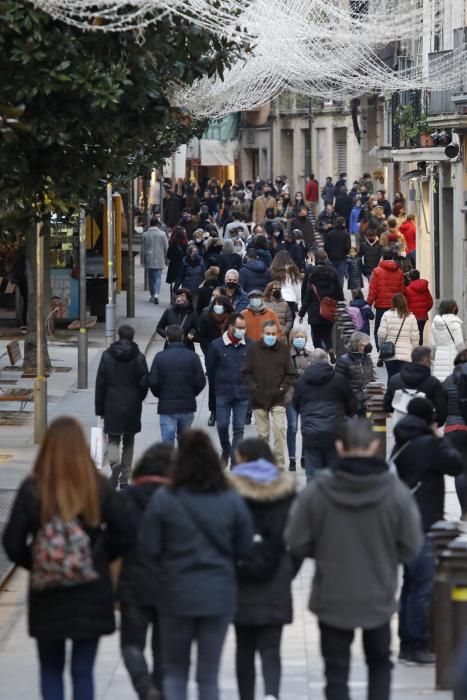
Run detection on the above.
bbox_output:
[171,430,228,492]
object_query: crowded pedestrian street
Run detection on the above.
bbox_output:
[0,269,459,699]
[3,2,467,700]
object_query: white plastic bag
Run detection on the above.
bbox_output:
[90,418,106,470]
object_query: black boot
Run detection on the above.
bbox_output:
[109,463,121,490]
[289,458,296,472]
[245,410,252,425]
[300,456,305,469]
[208,412,216,427]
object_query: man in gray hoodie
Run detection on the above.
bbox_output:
[285,418,423,700]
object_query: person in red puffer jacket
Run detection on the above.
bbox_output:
[406,269,433,344]
[368,248,406,356]
[399,214,417,264]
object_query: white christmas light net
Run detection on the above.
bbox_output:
[30,0,467,116]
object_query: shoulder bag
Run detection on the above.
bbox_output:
[444,318,456,344]
[311,284,337,322]
[379,316,406,361]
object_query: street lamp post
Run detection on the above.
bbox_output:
[106,182,116,347]
[77,207,88,388]
[34,222,47,443]
[126,178,135,318]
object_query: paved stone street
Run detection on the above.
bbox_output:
[0,266,458,698]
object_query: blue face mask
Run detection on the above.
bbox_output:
[249,298,263,310]
[213,304,224,315]
[293,337,306,351]
[263,334,277,347]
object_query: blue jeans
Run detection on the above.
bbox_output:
[37,638,99,700]
[285,403,298,459]
[159,613,231,700]
[399,537,435,653]
[160,413,194,446]
[303,445,336,482]
[216,396,249,460]
[331,260,346,286]
[147,268,162,297]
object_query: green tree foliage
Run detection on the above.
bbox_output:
[0,0,243,225]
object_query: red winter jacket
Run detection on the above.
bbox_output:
[399,220,416,252]
[406,278,433,320]
[367,259,406,309]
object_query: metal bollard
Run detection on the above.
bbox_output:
[429,521,463,687]
[433,533,467,691]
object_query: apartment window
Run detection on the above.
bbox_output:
[334,128,347,176]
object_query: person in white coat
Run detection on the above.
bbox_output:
[378,293,419,379]
[270,251,302,318]
[430,299,465,381]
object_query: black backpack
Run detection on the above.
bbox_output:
[237,509,283,582]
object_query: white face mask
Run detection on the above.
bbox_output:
[213,304,224,315]
[249,298,262,309]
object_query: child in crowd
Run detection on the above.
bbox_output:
[345,247,363,291]
[349,288,374,336]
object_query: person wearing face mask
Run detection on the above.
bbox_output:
[358,229,382,282]
[207,313,253,466]
[263,282,293,338]
[156,289,200,352]
[284,329,312,471]
[199,294,235,427]
[242,290,282,343]
[269,221,287,257]
[252,186,277,225]
[335,332,376,416]
[247,233,273,268]
[177,245,206,310]
[240,249,272,294]
[219,239,243,281]
[242,320,297,469]
[224,269,249,312]
[192,228,206,258]
[290,203,317,250]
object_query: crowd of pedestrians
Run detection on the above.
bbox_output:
[4,171,467,700]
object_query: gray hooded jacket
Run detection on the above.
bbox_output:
[285,458,423,629]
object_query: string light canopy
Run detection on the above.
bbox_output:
[30,0,467,116]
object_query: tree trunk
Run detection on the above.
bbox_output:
[22,227,52,373]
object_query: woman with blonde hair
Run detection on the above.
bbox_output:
[3,416,130,700]
[378,293,419,378]
[269,250,302,317]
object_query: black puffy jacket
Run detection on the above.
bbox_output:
[300,264,344,326]
[444,365,467,427]
[95,339,149,435]
[229,465,296,626]
[156,304,200,351]
[335,352,375,413]
[393,415,463,531]
[293,361,357,448]
[149,342,206,414]
[383,362,448,426]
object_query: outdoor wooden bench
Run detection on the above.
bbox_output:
[0,387,33,413]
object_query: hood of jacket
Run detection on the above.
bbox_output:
[108,339,140,362]
[303,361,334,386]
[187,254,203,267]
[316,458,395,508]
[229,460,296,502]
[408,278,429,294]
[399,361,431,389]
[432,313,463,331]
[393,414,433,445]
[350,298,367,310]
[244,259,267,272]
[379,259,399,272]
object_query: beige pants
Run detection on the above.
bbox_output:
[253,406,286,469]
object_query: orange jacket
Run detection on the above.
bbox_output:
[242,307,282,342]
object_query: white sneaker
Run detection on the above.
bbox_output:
[265,696,277,699]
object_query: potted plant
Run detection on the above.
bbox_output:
[394,105,432,147]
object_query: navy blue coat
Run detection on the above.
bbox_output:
[178,255,205,292]
[149,342,206,414]
[140,486,253,617]
[239,260,272,293]
[206,336,252,401]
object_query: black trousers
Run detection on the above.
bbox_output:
[120,603,162,697]
[235,624,283,700]
[311,323,333,352]
[319,621,392,700]
[374,308,388,352]
[417,319,426,345]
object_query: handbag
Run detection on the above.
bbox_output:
[312,284,337,322]
[90,417,106,469]
[379,316,406,361]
